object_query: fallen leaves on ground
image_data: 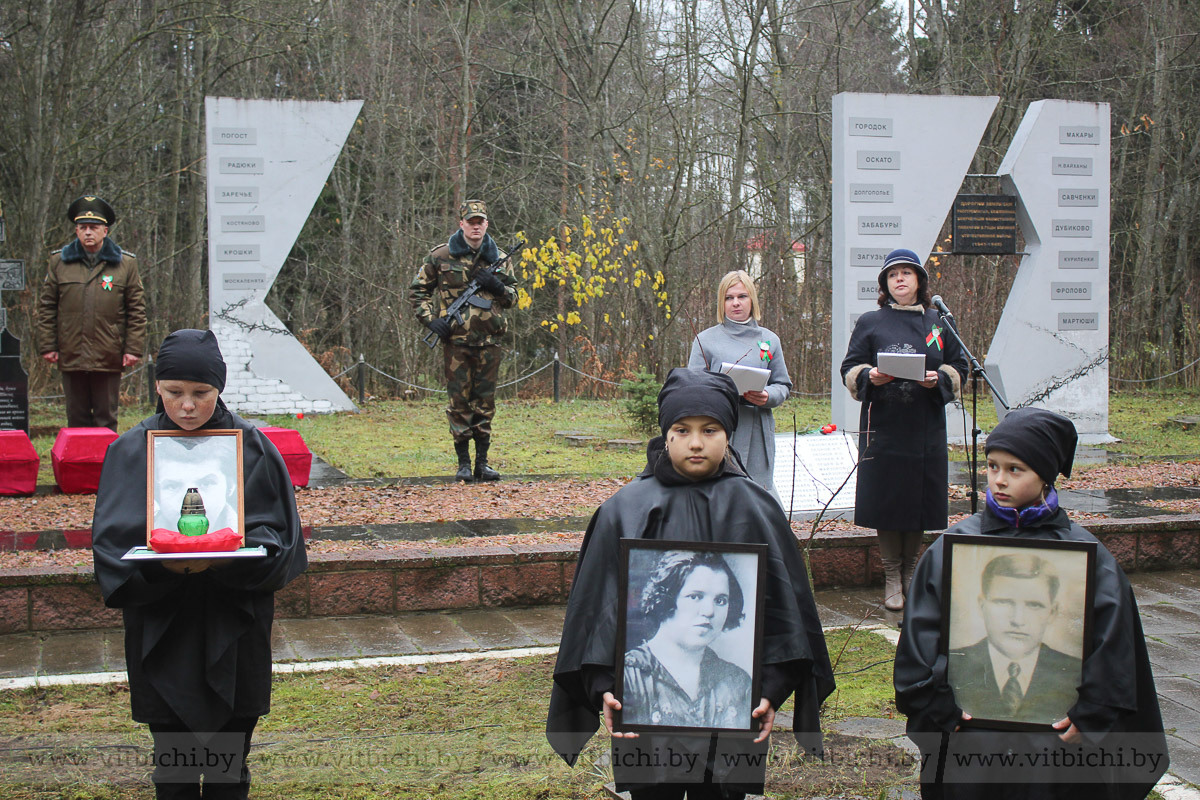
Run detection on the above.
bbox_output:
[0,463,1189,572]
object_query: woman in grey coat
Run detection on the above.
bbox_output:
[688,270,791,504]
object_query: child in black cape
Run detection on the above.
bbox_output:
[894,408,1168,800]
[92,330,307,799]
[547,367,834,799]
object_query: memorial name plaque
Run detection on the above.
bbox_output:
[1058,250,1099,269]
[1059,126,1100,144]
[216,187,260,203]
[218,157,264,174]
[212,127,257,145]
[849,313,862,327]
[850,247,890,268]
[1058,312,1099,331]
[857,281,878,301]
[223,272,268,291]
[1052,219,1093,238]
[221,215,265,233]
[773,432,858,514]
[849,117,893,137]
[850,184,894,203]
[858,216,901,235]
[857,151,901,170]
[0,260,24,291]
[1051,282,1092,300]
[951,194,1017,255]
[216,244,262,262]
[1052,157,1093,176]
[1058,189,1099,207]
[0,328,29,433]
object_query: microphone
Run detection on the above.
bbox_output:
[931,295,954,318]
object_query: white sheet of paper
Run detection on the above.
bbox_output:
[720,362,770,394]
[877,352,927,381]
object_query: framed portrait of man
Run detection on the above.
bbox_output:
[614,539,767,734]
[941,534,1097,731]
[146,430,245,544]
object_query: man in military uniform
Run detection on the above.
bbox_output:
[36,196,146,431]
[410,199,517,481]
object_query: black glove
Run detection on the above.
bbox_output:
[474,269,505,295]
[427,318,453,341]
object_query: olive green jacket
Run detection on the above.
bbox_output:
[409,232,517,347]
[36,237,147,372]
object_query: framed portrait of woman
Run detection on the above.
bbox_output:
[614,539,767,734]
[941,534,1096,731]
[146,429,245,544]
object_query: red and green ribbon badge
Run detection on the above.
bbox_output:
[926,324,944,351]
[758,341,772,362]
[101,274,114,291]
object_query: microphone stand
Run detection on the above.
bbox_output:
[934,310,1008,514]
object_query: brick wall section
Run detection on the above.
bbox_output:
[1,515,1197,633]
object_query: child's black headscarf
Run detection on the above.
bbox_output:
[985,408,1077,485]
[657,367,740,435]
[154,329,228,415]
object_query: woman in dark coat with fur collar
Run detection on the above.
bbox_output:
[840,248,966,611]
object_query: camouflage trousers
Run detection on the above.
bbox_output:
[444,342,503,443]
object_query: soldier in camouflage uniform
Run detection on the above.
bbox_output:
[410,199,518,481]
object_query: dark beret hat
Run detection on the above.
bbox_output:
[156,329,227,393]
[985,408,1078,485]
[657,368,740,436]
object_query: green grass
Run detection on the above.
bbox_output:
[24,387,1199,483]
[0,629,908,799]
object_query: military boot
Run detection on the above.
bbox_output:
[454,440,474,482]
[473,437,500,482]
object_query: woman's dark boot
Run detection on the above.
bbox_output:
[454,440,474,482]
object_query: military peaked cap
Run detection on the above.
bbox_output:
[67,196,116,226]
[460,199,488,221]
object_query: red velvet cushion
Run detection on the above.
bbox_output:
[259,427,312,487]
[0,430,39,496]
[149,527,243,553]
[51,428,118,494]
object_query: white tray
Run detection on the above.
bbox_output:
[121,545,267,561]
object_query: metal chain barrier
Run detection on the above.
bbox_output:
[1111,356,1200,384]
[557,361,622,386]
[364,363,445,393]
[497,361,553,389]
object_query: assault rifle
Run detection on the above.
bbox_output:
[422,238,525,348]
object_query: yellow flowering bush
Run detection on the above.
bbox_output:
[518,211,669,340]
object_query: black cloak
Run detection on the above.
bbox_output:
[894,507,1168,800]
[839,305,967,530]
[92,403,307,735]
[547,441,835,792]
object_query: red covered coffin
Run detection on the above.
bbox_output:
[0,430,39,496]
[259,427,312,487]
[51,427,118,494]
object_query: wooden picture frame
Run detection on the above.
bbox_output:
[941,533,1097,731]
[614,539,767,735]
[146,429,245,546]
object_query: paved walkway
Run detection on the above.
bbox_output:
[1,572,1197,793]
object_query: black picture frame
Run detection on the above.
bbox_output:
[614,538,767,734]
[941,534,1097,731]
